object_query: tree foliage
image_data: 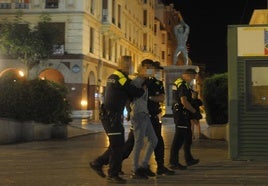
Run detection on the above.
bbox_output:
[0,74,72,124]
[0,12,60,76]
[202,73,228,125]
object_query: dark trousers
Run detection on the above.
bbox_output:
[150,115,165,168]
[169,124,193,165]
[95,114,125,177]
[96,128,134,169]
[95,115,165,169]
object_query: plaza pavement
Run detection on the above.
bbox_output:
[0,118,268,186]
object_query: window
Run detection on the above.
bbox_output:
[45,0,58,8]
[50,23,65,55]
[143,10,147,26]
[102,0,108,22]
[161,51,165,60]
[89,27,94,53]
[112,0,116,24]
[102,35,106,58]
[0,0,11,9]
[90,0,95,14]
[154,24,157,35]
[161,33,165,44]
[108,38,112,60]
[117,4,121,28]
[246,61,268,111]
[143,33,147,51]
[15,0,29,9]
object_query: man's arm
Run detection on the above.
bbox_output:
[149,94,164,102]
[181,96,196,113]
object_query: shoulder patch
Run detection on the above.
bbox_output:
[172,85,177,90]
[113,70,127,85]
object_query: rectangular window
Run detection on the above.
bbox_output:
[89,27,94,53]
[117,4,121,28]
[246,60,268,111]
[45,0,59,8]
[143,10,147,26]
[14,0,29,9]
[154,24,157,35]
[161,51,165,60]
[0,0,11,9]
[108,38,112,60]
[102,0,108,22]
[143,33,147,51]
[112,0,116,24]
[102,35,106,58]
[90,0,94,14]
[50,23,65,55]
[161,33,165,44]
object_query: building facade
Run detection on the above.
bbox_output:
[0,0,181,120]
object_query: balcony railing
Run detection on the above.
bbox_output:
[45,3,59,9]
[15,3,29,9]
[0,3,11,9]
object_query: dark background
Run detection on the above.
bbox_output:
[163,0,267,74]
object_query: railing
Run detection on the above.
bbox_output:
[15,3,29,9]
[0,3,11,9]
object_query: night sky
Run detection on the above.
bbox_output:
[163,0,267,74]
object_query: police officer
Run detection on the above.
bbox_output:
[89,60,145,184]
[169,68,200,170]
[146,61,175,175]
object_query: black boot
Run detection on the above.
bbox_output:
[157,166,175,175]
[89,161,106,177]
[186,158,199,166]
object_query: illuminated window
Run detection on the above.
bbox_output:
[246,61,268,111]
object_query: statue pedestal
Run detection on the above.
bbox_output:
[163,65,199,116]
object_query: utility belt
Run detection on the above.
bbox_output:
[100,104,124,135]
[99,104,123,121]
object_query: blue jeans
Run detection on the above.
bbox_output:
[131,112,158,171]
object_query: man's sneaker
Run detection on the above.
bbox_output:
[118,170,125,175]
[107,176,127,184]
[143,166,156,177]
[131,167,148,179]
[89,161,106,178]
[157,166,175,175]
[169,163,187,170]
[186,159,200,166]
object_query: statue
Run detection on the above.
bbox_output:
[173,15,190,65]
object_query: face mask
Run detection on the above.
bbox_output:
[190,79,196,90]
[146,69,153,76]
[154,72,162,80]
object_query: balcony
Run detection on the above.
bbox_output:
[45,2,59,9]
[0,3,11,9]
[15,3,29,9]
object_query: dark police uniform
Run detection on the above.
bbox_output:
[146,77,166,168]
[92,69,144,179]
[169,77,195,167]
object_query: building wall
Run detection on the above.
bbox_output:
[0,0,180,118]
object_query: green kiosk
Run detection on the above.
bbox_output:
[228,24,268,160]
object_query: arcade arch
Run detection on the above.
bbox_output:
[39,68,64,84]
